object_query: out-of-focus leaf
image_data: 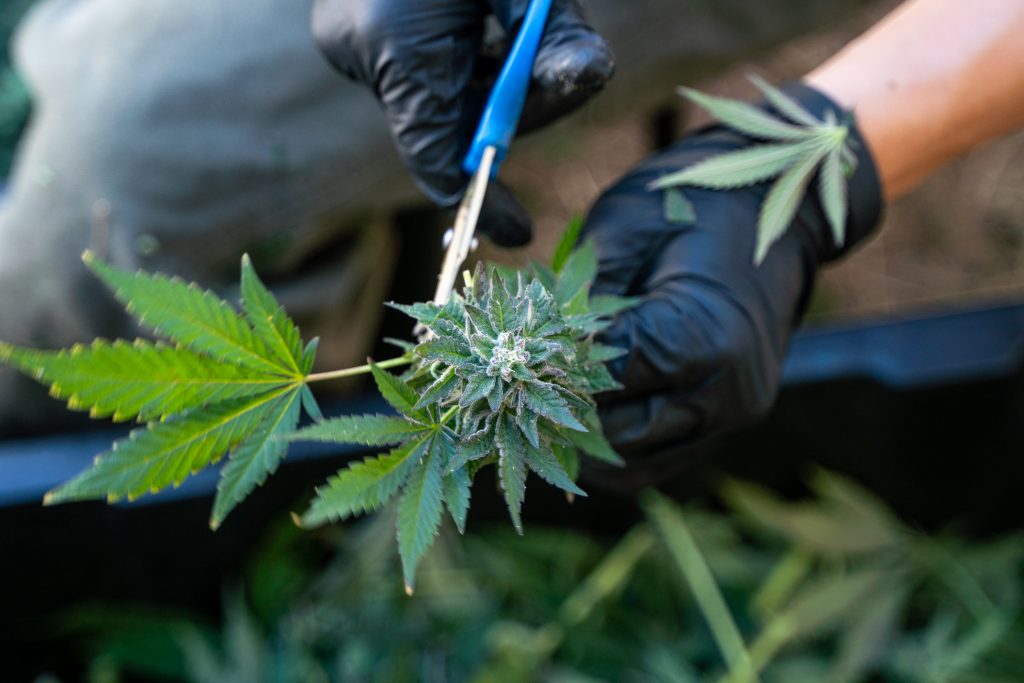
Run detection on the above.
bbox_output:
[755,145,828,264]
[679,87,815,142]
[818,146,848,248]
[748,75,820,127]
[643,492,758,683]
[552,216,584,273]
[722,478,902,557]
[769,566,893,644]
[664,187,697,224]
[652,143,809,191]
[830,580,910,682]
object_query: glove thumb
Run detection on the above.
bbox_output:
[488,0,615,133]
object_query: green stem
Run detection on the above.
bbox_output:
[644,492,761,683]
[305,356,413,384]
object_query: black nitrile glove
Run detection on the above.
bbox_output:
[582,83,883,476]
[312,0,614,246]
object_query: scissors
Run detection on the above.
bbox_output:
[429,0,554,308]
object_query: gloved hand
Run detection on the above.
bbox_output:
[312,0,614,246]
[582,83,884,468]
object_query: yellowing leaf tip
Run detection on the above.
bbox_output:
[404,583,415,597]
[81,249,95,265]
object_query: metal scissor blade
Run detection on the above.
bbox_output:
[431,145,497,307]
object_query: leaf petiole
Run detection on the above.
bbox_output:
[441,405,459,424]
[305,355,413,384]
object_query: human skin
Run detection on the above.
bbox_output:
[806,0,1024,201]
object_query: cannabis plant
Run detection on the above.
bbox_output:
[1,76,865,590]
[0,227,631,591]
[67,471,1024,683]
[655,76,858,264]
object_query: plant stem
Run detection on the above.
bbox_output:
[305,356,413,384]
[644,492,761,683]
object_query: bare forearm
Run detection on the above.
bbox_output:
[805,0,1024,200]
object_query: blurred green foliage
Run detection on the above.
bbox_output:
[60,471,1024,683]
[0,0,36,179]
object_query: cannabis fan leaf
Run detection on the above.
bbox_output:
[1,226,633,592]
[0,252,321,529]
[652,76,859,264]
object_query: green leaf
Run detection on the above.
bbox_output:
[523,381,587,432]
[487,379,507,413]
[566,410,625,466]
[664,188,697,224]
[397,437,445,593]
[552,215,584,273]
[82,251,287,375]
[384,337,416,354]
[496,414,528,534]
[768,567,891,643]
[809,468,906,544]
[644,492,757,681]
[45,388,292,504]
[587,343,628,363]
[679,86,815,142]
[755,144,829,264]
[0,339,289,423]
[464,303,497,338]
[517,407,541,449]
[587,296,638,319]
[525,444,586,497]
[818,145,848,248]
[578,360,623,394]
[239,255,304,375]
[447,423,495,473]
[210,388,302,529]
[748,74,821,127]
[416,336,474,370]
[299,385,323,422]
[443,466,472,534]
[651,142,811,191]
[288,414,424,446]
[552,444,581,483]
[387,301,447,328]
[460,372,497,408]
[301,435,427,527]
[830,582,909,682]
[555,241,598,309]
[369,361,420,417]
[414,366,460,409]
[530,260,559,292]
[721,479,901,556]
[301,338,319,375]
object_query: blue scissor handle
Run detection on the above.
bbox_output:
[463,0,553,176]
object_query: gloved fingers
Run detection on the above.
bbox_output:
[579,172,681,298]
[598,355,777,460]
[487,0,614,135]
[476,178,533,247]
[312,0,488,205]
[597,390,704,460]
[518,86,597,136]
[596,283,738,400]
